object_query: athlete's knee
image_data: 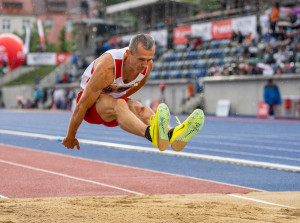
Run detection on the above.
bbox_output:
[137,105,151,117]
[135,106,154,124]
[114,98,129,114]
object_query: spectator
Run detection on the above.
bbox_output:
[264,79,281,118]
[56,74,61,84]
[270,2,279,32]
[263,44,275,64]
[186,35,192,51]
[33,87,41,108]
[71,52,79,76]
[62,71,69,83]
[192,37,202,51]
[43,88,54,109]
[230,31,244,46]
[237,31,245,44]
[273,45,290,65]
[259,9,270,36]
[264,33,277,46]
[275,65,283,75]
[16,95,25,109]
[187,81,195,99]
[53,88,67,110]
[0,89,4,108]
[66,88,75,110]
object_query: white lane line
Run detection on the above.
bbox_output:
[0,159,143,195]
[1,129,300,173]
[228,194,296,209]
[201,134,300,146]
[189,146,300,162]
[197,140,300,153]
[0,194,8,198]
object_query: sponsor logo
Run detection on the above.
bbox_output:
[178,124,185,131]
[173,26,192,44]
[211,20,233,39]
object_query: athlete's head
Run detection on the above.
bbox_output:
[127,33,155,73]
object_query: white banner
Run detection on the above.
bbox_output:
[185,15,257,44]
[27,53,56,65]
[110,29,168,47]
[150,29,168,47]
[191,22,212,41]
[232,15,257,39]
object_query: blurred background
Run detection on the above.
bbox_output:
[0,0,300,119]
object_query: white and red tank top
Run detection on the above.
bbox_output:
[80,47,148,98]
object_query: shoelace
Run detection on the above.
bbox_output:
[175,116,182,125]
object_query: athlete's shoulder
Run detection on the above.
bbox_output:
[94,53,114,69]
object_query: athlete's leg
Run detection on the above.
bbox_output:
[95,95,170,151]
[95,94,147,137]
[127,99,172,131]
[126,100,154,125]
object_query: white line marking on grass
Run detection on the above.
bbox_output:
[1,129,300,172]
[228,194,296,209]
[0,159,143,195]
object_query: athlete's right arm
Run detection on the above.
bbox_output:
[62,54,114,150]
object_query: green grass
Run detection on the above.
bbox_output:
[2,65,57,86]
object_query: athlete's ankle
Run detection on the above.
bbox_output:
[168,128,174,140]
[145,126,152,142]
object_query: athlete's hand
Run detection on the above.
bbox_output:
[62,137,80,150]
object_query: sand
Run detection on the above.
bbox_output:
[1,191,300,223]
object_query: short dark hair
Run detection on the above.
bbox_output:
[129,33,155,54]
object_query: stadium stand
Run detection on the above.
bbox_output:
[101,1,300,81]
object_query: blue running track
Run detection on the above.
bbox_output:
[0,110,299,192]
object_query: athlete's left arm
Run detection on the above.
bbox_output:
[122,61,153,97]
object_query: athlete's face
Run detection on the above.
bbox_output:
[129,43,155,72]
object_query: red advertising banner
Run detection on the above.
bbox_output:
[211,20,233,40]
[173,26,192,45]
[56,53,72,64]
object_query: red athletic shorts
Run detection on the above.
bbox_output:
[76,90,131,127]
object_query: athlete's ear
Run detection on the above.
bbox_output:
[126,49,131,56]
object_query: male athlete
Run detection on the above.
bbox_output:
[62,33,204,152]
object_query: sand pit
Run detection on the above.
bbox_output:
[1,191,300,223]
